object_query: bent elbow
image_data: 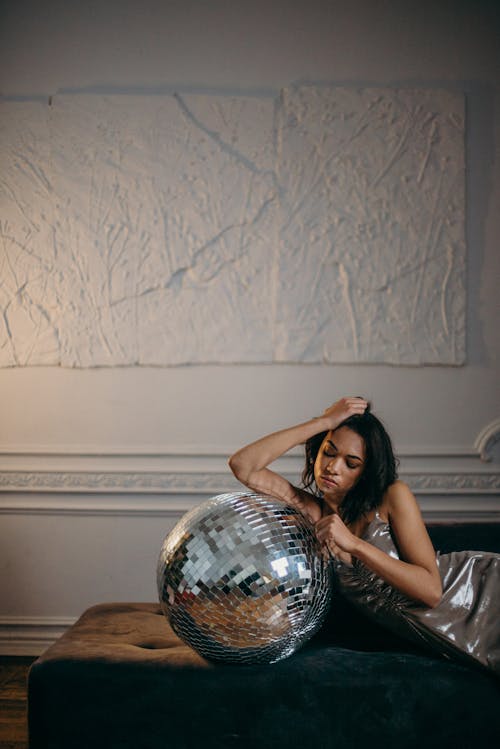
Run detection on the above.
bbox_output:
[228,453,248,483]
[426,594,441,609]
[431,590,442,608]
[426,583,443,609]
[228,453,239,476]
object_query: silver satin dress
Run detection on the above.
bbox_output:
[333,513,500,676]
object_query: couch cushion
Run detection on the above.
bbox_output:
[28,601,500,749]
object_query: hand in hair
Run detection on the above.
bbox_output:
[321,397,368,431]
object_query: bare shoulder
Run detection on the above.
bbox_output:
[383,481,438,576]
[386,479,416,503]
[383,480,421,520]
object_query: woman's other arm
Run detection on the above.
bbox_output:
[316,481,442,607]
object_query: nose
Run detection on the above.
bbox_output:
[325,456,341,473]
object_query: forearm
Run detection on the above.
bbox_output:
[229,397,368,482]
[351,538,442,608]
[228,417,329,483]
[238,466,319,523]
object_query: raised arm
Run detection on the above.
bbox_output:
[228,397,368,524]
[316,481,442,607]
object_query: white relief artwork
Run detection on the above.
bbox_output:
[0,102,59,366]
[275,87,465,364]
[0,87,465,366]
[25,94,277,366]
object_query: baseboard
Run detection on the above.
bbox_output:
[0,616,76,656]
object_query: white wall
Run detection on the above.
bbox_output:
[0,0,499,653]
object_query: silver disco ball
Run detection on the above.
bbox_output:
[157,492,332,664]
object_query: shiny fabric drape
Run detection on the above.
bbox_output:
[334,514,500,676]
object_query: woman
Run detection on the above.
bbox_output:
[229,396,500,676]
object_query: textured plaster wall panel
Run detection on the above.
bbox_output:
[0,94,278,366]
[0,88,465,367]
[275,87,465,364]
[0,102,60,366]
[50,94,278,366]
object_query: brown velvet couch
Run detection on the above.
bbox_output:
[28,523,500,749]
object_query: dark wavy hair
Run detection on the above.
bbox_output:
[301,404,398,525]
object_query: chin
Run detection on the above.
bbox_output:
[321,490,343,508]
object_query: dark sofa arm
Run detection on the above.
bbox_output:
[427,522,500,553]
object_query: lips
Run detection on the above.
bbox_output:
[320,475,338,489]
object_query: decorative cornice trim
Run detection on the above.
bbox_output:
[0,469,500,497]
[0,470,179,493]
[402,472,500,493]
[475,418,500,462]
[0,470,239,494]
[0,472,498,519]
[0,444,233,457]
[0,443,482,458]
[1,439,499,520]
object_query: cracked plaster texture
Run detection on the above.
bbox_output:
[0,87,465,366]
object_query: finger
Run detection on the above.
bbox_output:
[315,515,335,531]
[316,528,328,543]
[317,527,335,546]
[331,514,345,529]
[348,399,367,410]
[326,540,341,558]
[320,544,330,562]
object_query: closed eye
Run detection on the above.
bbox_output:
[325,440,363,469]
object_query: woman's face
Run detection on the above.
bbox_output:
[314,426,366,508]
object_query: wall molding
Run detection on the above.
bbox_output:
[0,469,500,497]
[0,470,238,494]
[402,472,500,493]
[1,445,499,519]
[0,442,482,457]
[1,491,498,521]
[475,418,500,462]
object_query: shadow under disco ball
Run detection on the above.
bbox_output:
[157,492,333,664]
